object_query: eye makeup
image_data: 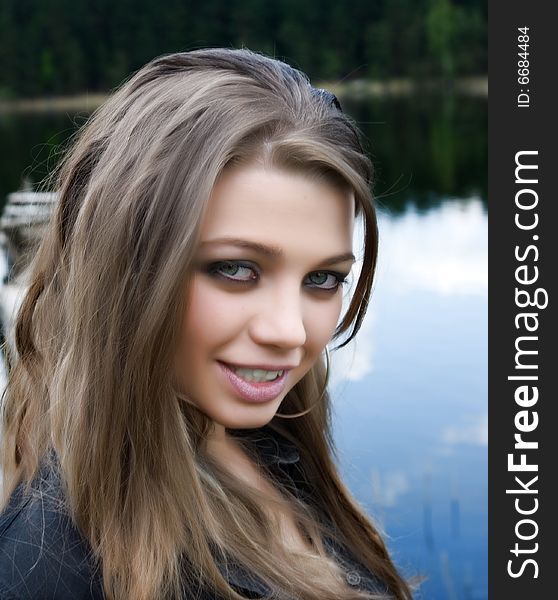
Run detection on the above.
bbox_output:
[201,260,350,292]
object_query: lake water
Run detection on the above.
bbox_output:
[0,93,487,600]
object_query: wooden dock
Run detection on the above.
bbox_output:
[0,191,56,360]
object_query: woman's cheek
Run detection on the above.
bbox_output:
[185,279,229,332]
[186,283,254,353]
[306,298,343,348]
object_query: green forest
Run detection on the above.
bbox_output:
[0,0,486,98]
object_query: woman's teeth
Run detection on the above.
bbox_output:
[229,366,284,382]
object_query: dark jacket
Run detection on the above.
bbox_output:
[0,426,389,599]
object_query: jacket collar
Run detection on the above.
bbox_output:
[216,425,301,596]
[227,424,301,466]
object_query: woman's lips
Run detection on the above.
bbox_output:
[216,361,289,403]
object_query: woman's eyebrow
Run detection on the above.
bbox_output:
[200,237,356,266]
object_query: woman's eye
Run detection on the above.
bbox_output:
[206,261,348,292]
[209,261,257,282]
[307,271,348,291]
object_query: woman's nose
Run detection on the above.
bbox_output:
[249,285,307,349]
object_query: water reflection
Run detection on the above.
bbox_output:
[0,112,80,203]
[344,94,487,213]
[331,199,487,600]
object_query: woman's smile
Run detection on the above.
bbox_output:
[216,360,291,403]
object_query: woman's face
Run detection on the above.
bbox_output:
[175,164,355,430]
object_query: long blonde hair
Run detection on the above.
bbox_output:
[1,48,413,600]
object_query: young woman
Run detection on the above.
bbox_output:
[0,48,414,600]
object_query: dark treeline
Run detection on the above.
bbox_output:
[0,0,486,98]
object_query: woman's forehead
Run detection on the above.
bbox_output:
[198,165,355,256]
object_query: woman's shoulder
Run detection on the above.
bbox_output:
[0,460,105,599]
